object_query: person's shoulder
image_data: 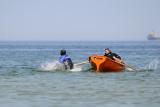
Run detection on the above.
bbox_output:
[64,54,70,58]
[64,54,69,57]
[112,53,119,56]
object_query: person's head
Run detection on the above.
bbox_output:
[60,49,66,56]
[104,48,111,54]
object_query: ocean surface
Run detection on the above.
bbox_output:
[0,41,160,107]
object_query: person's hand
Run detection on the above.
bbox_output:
[113,57,123,63]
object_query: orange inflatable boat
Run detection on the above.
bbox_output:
[88,55,125,72]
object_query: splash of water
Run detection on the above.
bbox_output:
[145,59,160,70]
[70,65,82,72]
[40,61,65,71]
[40,61,82,72]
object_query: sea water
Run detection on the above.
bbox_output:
[0,41,160,107]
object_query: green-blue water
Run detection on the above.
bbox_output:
[0,41,160,107]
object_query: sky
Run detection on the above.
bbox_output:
[0,0,160,41]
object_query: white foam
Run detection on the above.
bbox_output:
[40,61,83,72]
[40,61,65,71]
[70,65,82,72]
[145,58,160,70]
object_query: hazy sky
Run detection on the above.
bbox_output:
[0,0,160,41]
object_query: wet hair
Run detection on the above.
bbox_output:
[104,48,112,53]
[60,50,66,55]
[104,48,110,51]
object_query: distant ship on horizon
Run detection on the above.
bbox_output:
[147,31,160,40]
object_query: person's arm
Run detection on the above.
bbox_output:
[105,53,114,60]
[112,53,121,59]
[113,56,123,63]
[59,56,65,63]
